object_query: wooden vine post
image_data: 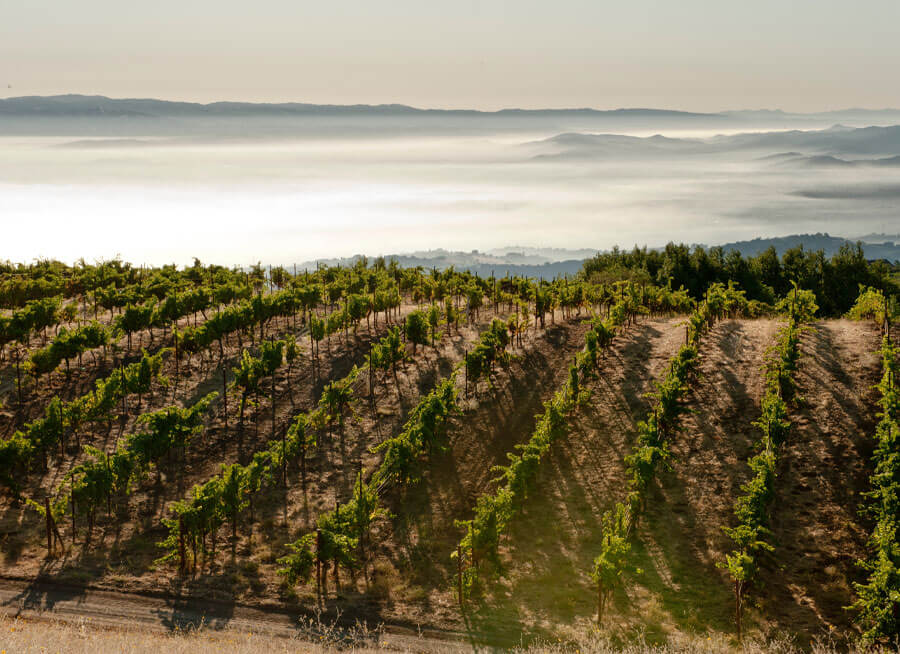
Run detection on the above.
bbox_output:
[172,329,179,401]
[44,497,53,555]
[464,349,468,399]
[178,516,187,574]
[357,460,366,582]
[106,451,112,516]
[119,361,127,425]
[281,424,287,487]
[597,576,603,625]
[457,543,464,609]
[315,528,323,604]
[14,346,23,406]
[369,344,376,417]
[271,349,277,441]
[281,424,288,527]
[222,361,228,431]
[492,274,497,315]
[515,302,519,348]
[334,499,341,593]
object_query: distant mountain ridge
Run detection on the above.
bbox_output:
[528,124,900,159]
[7,95,900,143]
[855,232,900,243]
[0,95,723,119]
[292,235,900,278]
[771,153,900,168]
[294,249,591,279]
[4,95,900,123]
[711,233,900,260]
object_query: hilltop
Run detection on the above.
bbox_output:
[295,235,900,277]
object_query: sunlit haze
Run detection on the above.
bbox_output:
[3,0,900,111]
[2,1,900,265]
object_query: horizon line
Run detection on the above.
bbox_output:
[3,93,900,116]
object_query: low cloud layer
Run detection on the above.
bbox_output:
[1,113,898,265]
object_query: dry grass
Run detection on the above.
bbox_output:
[0,613,385,653]
[513,631,896,654]
[0,614,889,654]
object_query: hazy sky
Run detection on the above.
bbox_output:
[3,0,899,111]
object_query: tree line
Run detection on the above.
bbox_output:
[581,241,897,317]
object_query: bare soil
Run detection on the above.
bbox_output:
[756,319,881,639]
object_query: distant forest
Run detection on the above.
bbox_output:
[581,241,899,317]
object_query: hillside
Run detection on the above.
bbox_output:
[0,259,895,650]
[294,236,900,279]
[0,315,884,642]
[717,234,900,261]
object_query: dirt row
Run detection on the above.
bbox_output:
[426,317,880,645]
[758,319,880,638]
[464,315,690,641]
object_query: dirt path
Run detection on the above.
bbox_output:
[757,319,881,638]
[0,577,471,652]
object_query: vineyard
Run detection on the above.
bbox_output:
[0,251,898,649]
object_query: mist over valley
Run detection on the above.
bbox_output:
[2,95,899,266]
